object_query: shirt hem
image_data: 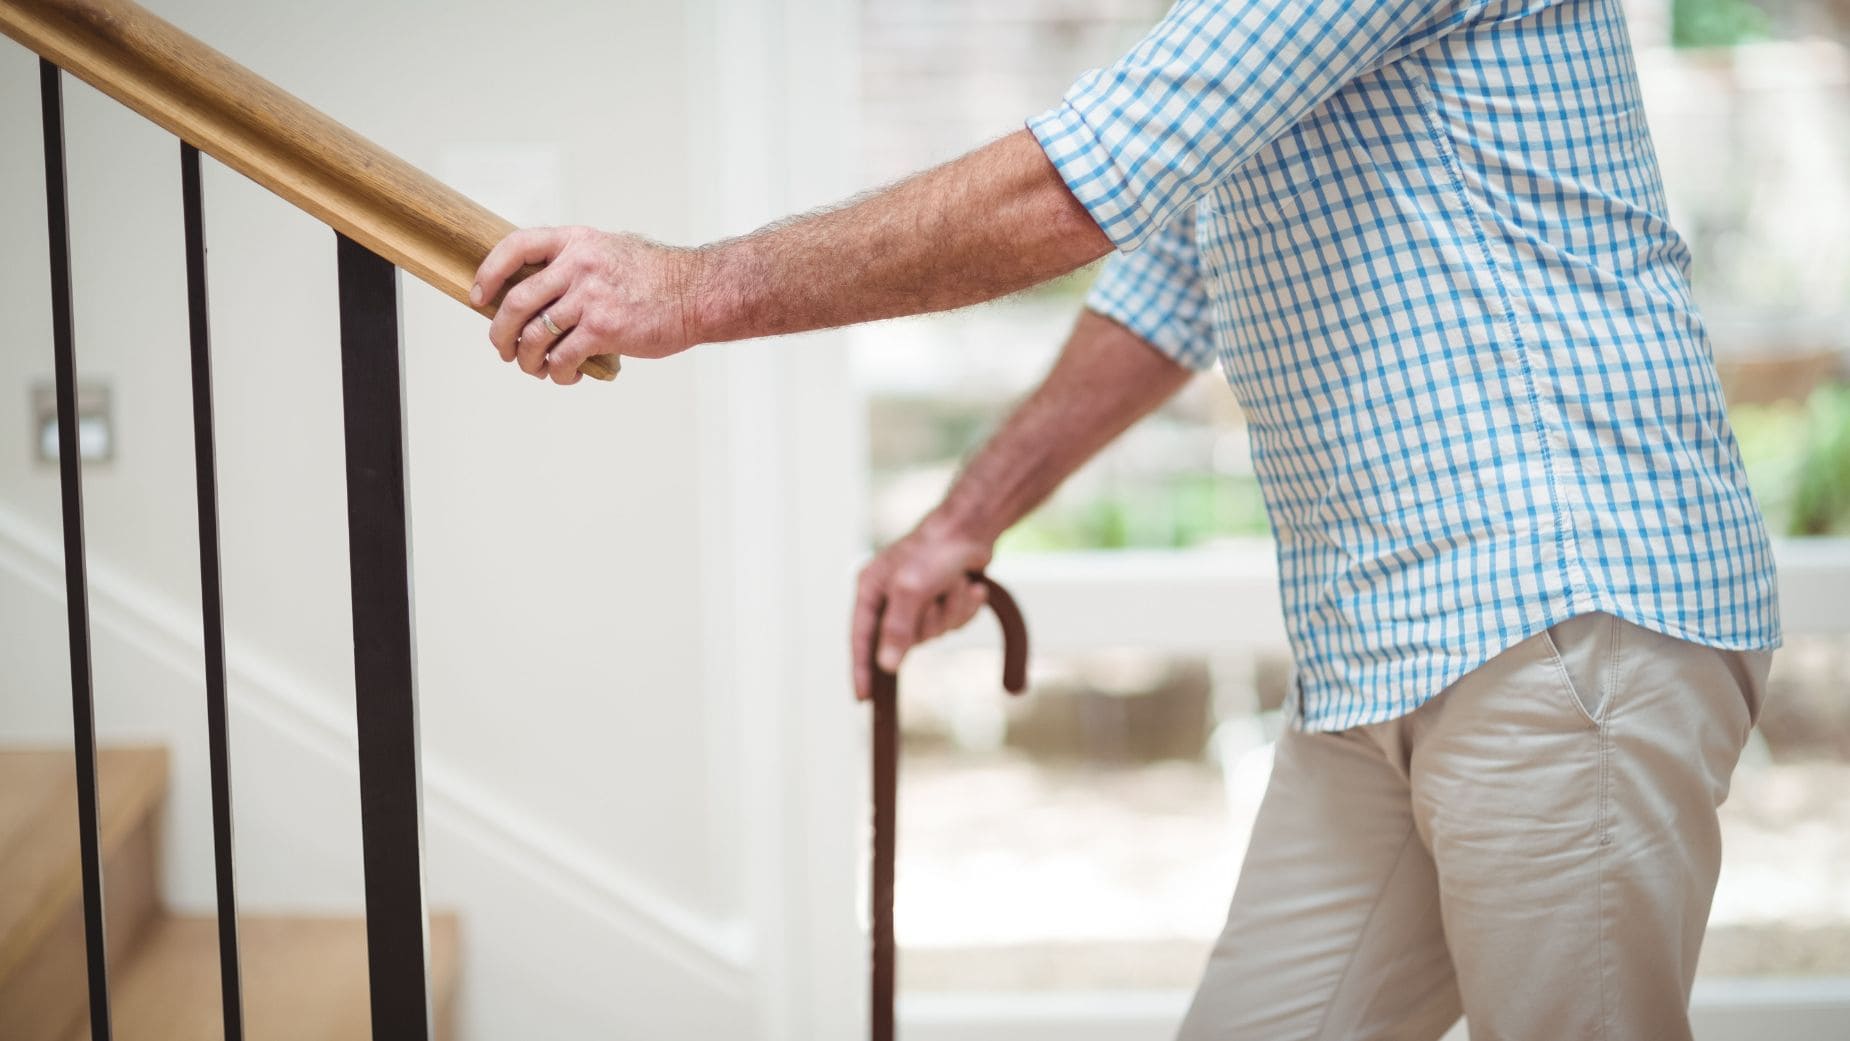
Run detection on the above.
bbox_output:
[1287,602,1783,734]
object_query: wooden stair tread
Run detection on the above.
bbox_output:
[0,746,168,978]
[68,912,461,1041]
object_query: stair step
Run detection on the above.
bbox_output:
[65,913,462,1041]
[0,746,168,1040]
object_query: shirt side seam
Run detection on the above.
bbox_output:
[1404,59,1584,619]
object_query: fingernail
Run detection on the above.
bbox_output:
[878,648,900,671]
[470,283,484,306]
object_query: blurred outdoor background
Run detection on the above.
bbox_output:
[856,0,1850,995]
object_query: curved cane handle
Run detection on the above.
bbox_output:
[971,573,1029,694]
[868,571,1030,691]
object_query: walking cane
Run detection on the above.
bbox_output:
[869,572,1030,1041]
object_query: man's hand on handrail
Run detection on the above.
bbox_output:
[473,130,1111,385]
[472,227,698,386]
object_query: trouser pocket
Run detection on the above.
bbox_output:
[1540,612,1621,728]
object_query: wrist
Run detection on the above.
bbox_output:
[676,244,713,347]
[920,495,1006,553]
[680,239,757,346]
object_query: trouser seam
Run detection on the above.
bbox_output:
[1308,822,1421,1041]
[1600,615,1622,724]
[1595,698,1615,1039]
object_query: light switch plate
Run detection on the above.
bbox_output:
[32,381,113,465]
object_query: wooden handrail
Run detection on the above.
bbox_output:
[0,0,619,381]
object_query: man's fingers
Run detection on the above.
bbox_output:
[948,578,988,631]
[517,291,582,376]
[852,572,887,701]
[919,595,949,642]
[516,326,549,376]
[489,263,573,362]
[474,226,571,309]
[544,304,602,378]
[877,574,934,674]
[521,299,581,369]
[545,334,587,386]
[875,611,917,675]
[921,580,984,641]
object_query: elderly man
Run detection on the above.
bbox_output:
[475,0,1779,1036]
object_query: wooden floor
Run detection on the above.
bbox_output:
[69,913,460,1041]
[0,746,460,1041]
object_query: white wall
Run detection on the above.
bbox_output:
[0,0,864,1037]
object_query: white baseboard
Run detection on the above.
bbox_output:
[902,991,1186,1041]
[901,981,1850,1041]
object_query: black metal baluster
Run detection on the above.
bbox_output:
[181,141,246,1041]
[39,57,112,1041]
[335,233,433,1040]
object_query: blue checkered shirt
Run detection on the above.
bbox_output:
[1028,0,1781,730]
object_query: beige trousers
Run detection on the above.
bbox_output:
[1178,613,1772,1041]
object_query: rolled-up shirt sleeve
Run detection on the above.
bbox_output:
[1086,206,1218,372]
[1029,0,1482,251]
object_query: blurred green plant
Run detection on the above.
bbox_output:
[1020,261,1102,303]
[1733,383,1850,536]
[1000,473,1270,552]
[1672,0,1770,48]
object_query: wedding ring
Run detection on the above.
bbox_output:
[540,311,564,337]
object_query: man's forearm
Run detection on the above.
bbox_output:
[690,130,1113,344]
[923,309,1195,545]
[851,308,1191,685]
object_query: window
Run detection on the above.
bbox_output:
[855,0,1850,1007]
